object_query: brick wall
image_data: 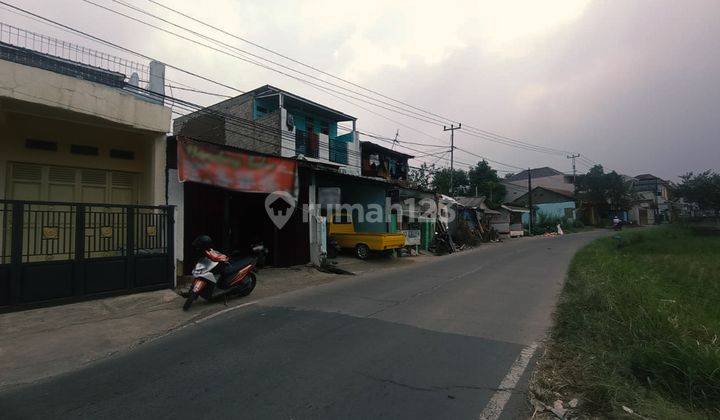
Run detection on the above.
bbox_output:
[172,94,282,156]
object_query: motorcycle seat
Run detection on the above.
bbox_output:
[222,257,253,276]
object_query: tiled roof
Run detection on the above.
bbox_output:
[504,167,564,182]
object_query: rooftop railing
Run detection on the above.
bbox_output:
[0,22,149,87]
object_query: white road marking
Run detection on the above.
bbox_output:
[194,301,258,324]
[479,342,539,420]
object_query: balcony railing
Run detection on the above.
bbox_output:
[295,130,319,158]
[329,139,348,165]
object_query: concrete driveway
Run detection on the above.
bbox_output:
[0,231,607,419]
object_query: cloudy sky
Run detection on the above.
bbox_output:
[5,0,719,179]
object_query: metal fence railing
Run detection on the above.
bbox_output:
[0,21,149,86]
[0,200,173,264]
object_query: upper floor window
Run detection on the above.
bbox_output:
[368,153,380,167]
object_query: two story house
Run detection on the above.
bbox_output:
[173,85,360,175]
[0,23,174,310]
[629,173,671,224]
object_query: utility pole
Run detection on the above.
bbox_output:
[527,168,533,235]
[655,176,660,224]
[566,153,580,184]
[443,123,461,196]
[391,129,399,150]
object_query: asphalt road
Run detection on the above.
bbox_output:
[1,231,606,419]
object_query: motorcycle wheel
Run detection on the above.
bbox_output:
[183,291,197,311]
[237,273,257,297]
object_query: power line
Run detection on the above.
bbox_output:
[86,0,452,127]
[144,0,592,163]
[7,0,600,166]
[144,0,459,124]
[165,84,233,98]
[3,2,545,174]
[0,0,436,161]
[80,0,464,155]
[85,0,596,162]
[454,146,526,171]
[458,128,570,157]
[0,0,246,94]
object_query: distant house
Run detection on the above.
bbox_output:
[502,167,574,202]
[512,186,576,224]
[628,174,671,225]
[454,196,500,221]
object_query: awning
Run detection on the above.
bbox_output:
[501,205,530,213]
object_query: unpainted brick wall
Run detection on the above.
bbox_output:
[172,95,282,156]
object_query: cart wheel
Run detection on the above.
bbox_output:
[355,243,370,260]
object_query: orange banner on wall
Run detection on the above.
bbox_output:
[177,137,297,194]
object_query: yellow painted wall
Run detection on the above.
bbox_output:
[0,110,165,205]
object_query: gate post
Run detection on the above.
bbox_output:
[73,204,86,295]
[9,202,23,304]
[166,206,175,288]
[125,206,135,289]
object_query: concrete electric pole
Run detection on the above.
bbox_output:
[443,123,461,196]
[566,153,580,184]
[527,168,533,235]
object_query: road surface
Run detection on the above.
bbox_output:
[0,231,606,419]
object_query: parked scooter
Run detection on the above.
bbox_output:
[182,235,267,311]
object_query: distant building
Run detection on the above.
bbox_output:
[628,174,671,224]
[511,186,576,224]
[502,167,574,202]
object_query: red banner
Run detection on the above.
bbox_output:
[177,137,297,194]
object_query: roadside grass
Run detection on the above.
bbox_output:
[531,225,720,418]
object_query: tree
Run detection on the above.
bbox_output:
[407,163,435,190]
[575,165,635,222]
[605,171,636,211]
[673,171,720,215]
[431,168,468,195]
[467,160,506,207]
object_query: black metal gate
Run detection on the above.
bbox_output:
[0,200,174,311]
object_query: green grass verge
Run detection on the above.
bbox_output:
[532,225,720,418]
